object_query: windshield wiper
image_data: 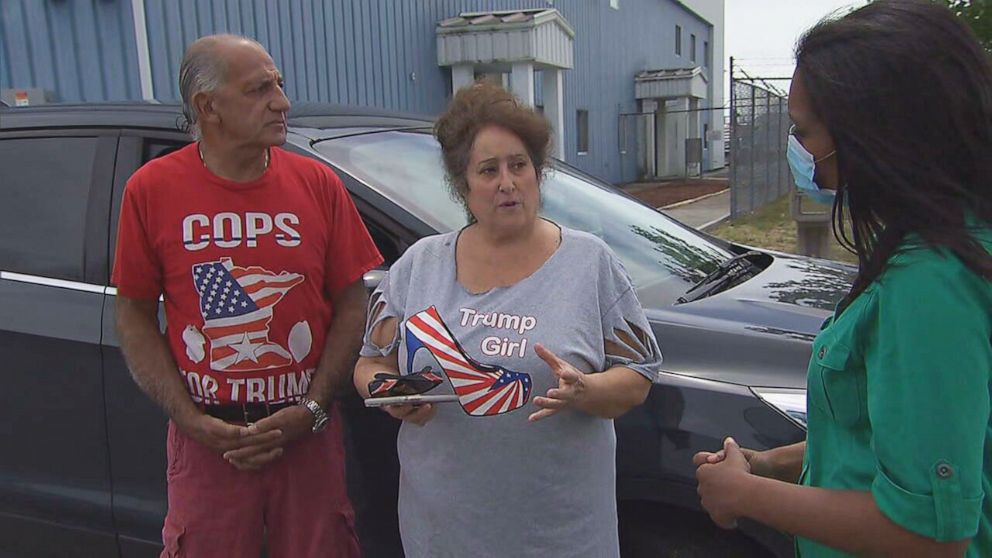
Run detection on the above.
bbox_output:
[676,251,764,304]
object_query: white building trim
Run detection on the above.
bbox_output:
[130,0,155,100]
[436,9,574,157]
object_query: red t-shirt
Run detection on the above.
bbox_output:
[112,144,382,405]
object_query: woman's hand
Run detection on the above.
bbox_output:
[695,437,755,529]
[529,343,587,422]
[382,403,437,426]
[694,441,807,483]
[694,444,772,478]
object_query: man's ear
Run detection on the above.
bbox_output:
[193,91,219,126]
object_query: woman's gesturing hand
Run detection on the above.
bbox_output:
[529,343,586,422]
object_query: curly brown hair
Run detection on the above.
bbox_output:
[434,80,552,208]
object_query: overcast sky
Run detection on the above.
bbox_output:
[723,0,869,96]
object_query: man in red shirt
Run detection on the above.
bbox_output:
[113,34,381,557]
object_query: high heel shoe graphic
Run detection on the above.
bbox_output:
[405,306,532,416]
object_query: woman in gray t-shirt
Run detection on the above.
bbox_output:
[354,82,663,558]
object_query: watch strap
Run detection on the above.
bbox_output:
[299,397,329,432]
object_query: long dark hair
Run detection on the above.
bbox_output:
[796,0,992,301]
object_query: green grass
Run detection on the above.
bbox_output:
[709,195,858,264]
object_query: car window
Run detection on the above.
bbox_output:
[363,219,401,265]
[315,130,466,232]
[143,139,188,163]
[0,136,97,281]
[314,131,732,303]
[539,169,730,294]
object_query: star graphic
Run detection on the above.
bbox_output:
[231,332,262,364]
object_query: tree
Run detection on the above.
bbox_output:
[942,0,991,51]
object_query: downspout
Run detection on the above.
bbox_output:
[131,0,155,100]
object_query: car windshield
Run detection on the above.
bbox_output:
[314,130,733,304]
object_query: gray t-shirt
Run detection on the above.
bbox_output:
[361,225,662,558]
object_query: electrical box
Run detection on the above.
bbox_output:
[790,191,832,258]
[1,88,58,107]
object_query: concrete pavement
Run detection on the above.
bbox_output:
[659,189,730,230]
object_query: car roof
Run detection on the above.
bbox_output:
[0,101,434,136]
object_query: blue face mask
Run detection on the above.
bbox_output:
[787,125,837,206]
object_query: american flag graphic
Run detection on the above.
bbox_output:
[404,306,532,416]
[192,258,304,372]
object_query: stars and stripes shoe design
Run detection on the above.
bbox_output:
[404,306,532,417]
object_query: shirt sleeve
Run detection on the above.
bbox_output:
[322,170,384,299]
[111,176,163,300]
[359,242,419,359]
[865,255,990,542]
[599,251,663,382]
[359,269,403,358]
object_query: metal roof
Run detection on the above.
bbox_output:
[435,8,575,69]
[634,67,709,100]
[437,9,575,37]
[635,67,708,82]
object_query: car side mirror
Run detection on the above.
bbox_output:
[363,268,387,291]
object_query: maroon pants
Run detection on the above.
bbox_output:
[160,411,360,558]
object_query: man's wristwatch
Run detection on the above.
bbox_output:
[299,397,329,433]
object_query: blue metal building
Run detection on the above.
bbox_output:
[1,0,724,184]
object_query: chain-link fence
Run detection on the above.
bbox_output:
[729,71,791,218]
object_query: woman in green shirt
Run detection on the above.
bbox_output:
[693,1,992,556]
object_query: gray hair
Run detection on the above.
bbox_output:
[178,34,264,140]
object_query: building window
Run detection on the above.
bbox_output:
[704,41,710,67]
[577,110,589,154]
[675,25,682,56]
[704,123,710,148]
[691,34,697,62]
[610,0,620,9]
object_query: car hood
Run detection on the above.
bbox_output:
[643,251,855,389]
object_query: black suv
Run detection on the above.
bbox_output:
[0,103,853,558]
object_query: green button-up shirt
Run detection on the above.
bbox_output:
[798,234,992,557]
